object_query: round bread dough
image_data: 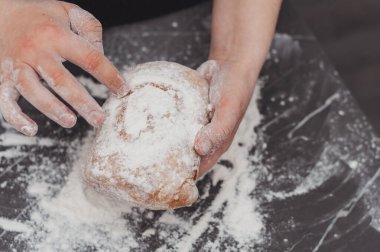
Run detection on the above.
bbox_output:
[83,61,209,210]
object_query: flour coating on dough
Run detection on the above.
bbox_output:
[83,61,209,209]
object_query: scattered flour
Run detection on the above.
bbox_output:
[0,217,31,234]
[0,32,343,251]
[267,160,339,200]
[18,139,139,251]
[78,76,109,99]
[1,78,265,251]
[0,133,55,146]
[287,93,340,139]
[171,21,179,28]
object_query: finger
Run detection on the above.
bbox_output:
[198,147,225,178]
[35,60,105,127]
[194,99,240,156]
[58,32,129,97]
[15,65,77,128]
[0,81,37,136]
[61,2,104,53]
[198,60,224,107]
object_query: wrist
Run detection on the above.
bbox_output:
[209,42,266,75]
[209,58,259,88]
[210,55,259,80]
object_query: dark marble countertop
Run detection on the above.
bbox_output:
[1,1,380,252]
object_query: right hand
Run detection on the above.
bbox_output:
[0,0,129,136]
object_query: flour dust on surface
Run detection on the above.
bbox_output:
[0,74,266,251]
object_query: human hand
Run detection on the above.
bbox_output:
[194,60,257,177]
[0,0,128,136]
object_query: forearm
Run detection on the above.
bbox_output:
[210,0,282,75]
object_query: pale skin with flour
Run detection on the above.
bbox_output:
[0,0,281,176]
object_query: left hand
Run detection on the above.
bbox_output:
[194,59,258,177]
[0,0,128,136]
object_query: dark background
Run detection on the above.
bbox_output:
[293,0,380,135]
[70,0,205,27]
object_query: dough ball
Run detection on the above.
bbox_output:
[83,61,209,210]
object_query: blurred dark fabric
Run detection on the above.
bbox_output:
[68,0,206,27]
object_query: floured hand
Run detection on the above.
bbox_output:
[0,0,128,136]
[194,60,257,177]
[194,0,280,176]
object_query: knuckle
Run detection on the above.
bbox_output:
[87,17,102,33]
[16,23,62,55]
[69,6,102,31]
[18,36,35,52]
[84,50,102,72]
[1,112,11,124]
[15,35,37,58]
[79,15,102,34]
[14,79,28,92]
[212,125,232,148]
[219,126,232,141]
[39,22,61,37]
[0,109,17,126]
[68,3,80,9]
[49,70,66,87]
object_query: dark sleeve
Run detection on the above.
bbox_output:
[67,0,206,27]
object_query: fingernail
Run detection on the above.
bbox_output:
[116,83,130,98]
[20,125,37,136]
[59,114,77,128]
[89,110,105,127]
[197,138,213,156]
[114,73,130,98]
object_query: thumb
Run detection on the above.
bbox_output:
[61,3,104,53]
[194,105,238,156]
